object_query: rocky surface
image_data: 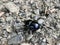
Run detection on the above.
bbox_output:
[0,0,60,45]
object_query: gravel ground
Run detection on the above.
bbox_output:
[0,0,60,45]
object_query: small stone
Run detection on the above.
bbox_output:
[8,34,23,44]
[38,19,44,24]
[36,29,41,32]
[0,17,5,23]
[6,16,13,21]
[5,2,19,14]
[43,38,47,42]
[34,9,39,15]
[0,12,4,17]
[57,42,60,45]
[31,36,38,43]
[45,21,50,27]
[6,25,12,33]
[0,29,3,35]
[0,36,2,39]
[0,5,4,10]
[3,31,8,38]
[14,22,21,29]
[33,15,40,20]
[27,34,33,40]
[52,35,58,39]
[7,33,17,39]
[34,43,38,45]
[41,42,47,45]
[56,23,60,29]
[1,38,8,45]
[21,43,31,45]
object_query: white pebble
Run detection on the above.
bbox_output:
[38,19,44,24]
[6,25,12,33]
[21,43,31,45]
[57,43,60,45]
[43,38,46,42]
[34,9,39,15]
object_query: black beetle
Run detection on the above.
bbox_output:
[24,20,40,33]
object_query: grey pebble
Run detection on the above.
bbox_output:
[1,38,8,45]
[8,34,24,44]
[4,2,19,14]
[6,16,13,22]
